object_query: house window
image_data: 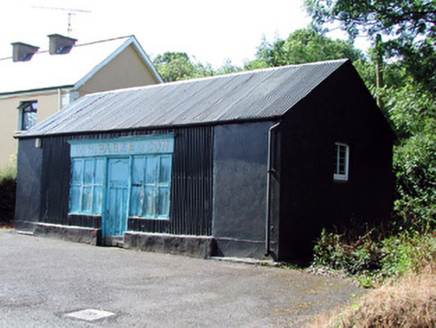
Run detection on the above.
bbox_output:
[334,143,349,181]
[18,101,38,130]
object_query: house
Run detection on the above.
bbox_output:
[0,34,162,168]
[14,59,394,261]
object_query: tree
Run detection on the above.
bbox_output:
[215,59,243,75]
[245,28,365,70]
[153,52,214,82]
[304,0,436,89]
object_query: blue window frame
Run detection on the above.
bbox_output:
[70,158,105,214]
[68,136,174,219]
[129,155,172,218]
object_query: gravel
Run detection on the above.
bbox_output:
[0,230,363,327]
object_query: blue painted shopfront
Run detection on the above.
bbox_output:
[68,136,174,241]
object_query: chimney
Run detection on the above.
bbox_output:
[48,34,77,55]
[11,42,39,62]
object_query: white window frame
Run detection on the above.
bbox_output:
[334,142,349,181]
[17,100,38,131]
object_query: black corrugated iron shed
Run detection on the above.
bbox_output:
[15,58,394,261]
[19,59,347,137]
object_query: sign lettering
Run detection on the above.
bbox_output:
[69,136,174,158]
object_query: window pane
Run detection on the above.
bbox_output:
[129,186,143,216]
[92,186,103,214]
[132,156,145,184]
[157,187,170,216]
[144,186,156,217]
[84,159,94,184]
[159,156,171,184]
[23,112,37,130]
[72,159,83,184]
[145,156,158,185]
[338,146,346,174]
[95,159,105,184]
[82,187,92,213]
[70,186,81,213]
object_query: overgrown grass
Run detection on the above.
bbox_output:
[308,227,436,327]
[309,266,436,327]
[0,160,17,228]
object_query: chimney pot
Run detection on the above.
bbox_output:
[48,34,77,55]
[11,42,39,62]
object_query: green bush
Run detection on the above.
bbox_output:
[386,82,436,233]
[380,232,436,279]
[312,228,436,288]
[393,129,436,233]
[0,161,17,227]
[313,228,383,276]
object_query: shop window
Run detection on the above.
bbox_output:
[334,142,349,181]
[70,158,105,214]
[17,101,38,130]
[68,136,174,219]
[130,155,172,219]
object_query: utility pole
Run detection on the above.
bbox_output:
[32,6,91,36]
[375,34,384,110]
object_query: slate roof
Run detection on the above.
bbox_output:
[0,36,162,95]
[19,59,349,138]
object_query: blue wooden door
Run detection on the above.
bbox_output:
[104,158,130,238]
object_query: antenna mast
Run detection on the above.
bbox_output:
[32,6,91,36]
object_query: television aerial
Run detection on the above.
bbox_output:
[32,6,91,36]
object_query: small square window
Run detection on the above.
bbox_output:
[334,143,349,181]
[18,101,37,131]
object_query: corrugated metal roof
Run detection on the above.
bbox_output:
[20,59,348,137]
[0,36,161,95]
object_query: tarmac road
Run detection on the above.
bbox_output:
[0,230,362,327]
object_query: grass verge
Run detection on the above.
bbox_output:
[309,266,436,327]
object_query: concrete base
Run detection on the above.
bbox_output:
[32,223,101,246]
[214,237,278,260]
[124,231,215,259]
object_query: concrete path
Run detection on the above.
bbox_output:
[0,230,362,327]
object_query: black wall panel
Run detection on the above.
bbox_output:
[15,138,43,230]
[33,125,213,236]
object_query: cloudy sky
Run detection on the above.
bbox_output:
[0,0,364,68]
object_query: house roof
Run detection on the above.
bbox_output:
[0,35,162,95]
[19,59,349,138]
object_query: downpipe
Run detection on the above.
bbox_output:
[265,122,280,257]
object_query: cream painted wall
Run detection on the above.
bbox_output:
[0,43,160,168]
[78,44,158,95]
[0,91,61,167]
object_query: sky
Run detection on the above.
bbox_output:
[0,0,367,68]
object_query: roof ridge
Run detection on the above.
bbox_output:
[91,58,349,96]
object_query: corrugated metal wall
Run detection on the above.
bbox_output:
[39,125,214,236]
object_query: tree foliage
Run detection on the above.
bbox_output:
[153,52,214,82]
[245,28,364,69]
[304,0,436,89]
